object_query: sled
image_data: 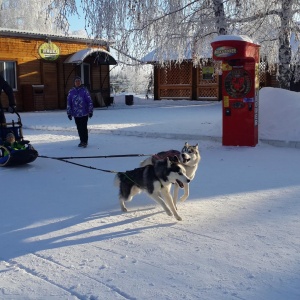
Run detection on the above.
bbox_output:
[0,111,38,167]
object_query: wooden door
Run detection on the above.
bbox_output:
[42,62,58,110]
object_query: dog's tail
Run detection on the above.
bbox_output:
[114,173,121,187]
[140,156,152,167]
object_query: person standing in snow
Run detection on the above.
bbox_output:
[67,76,93,148]
[0,75,16,124]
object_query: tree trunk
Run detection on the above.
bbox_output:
[213,0,227,35]
[278,0,292,90]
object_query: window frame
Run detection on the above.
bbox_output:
[78,63,91,89]
[0,61,17,91]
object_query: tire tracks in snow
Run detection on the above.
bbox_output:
[33,252,137,300]
[6,253,135,300]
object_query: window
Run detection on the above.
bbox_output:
[78,63,91,90]
[76,63,91,90]
[0,61,17,90]
[83,63,90,88]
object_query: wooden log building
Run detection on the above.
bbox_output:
[143,50,298,101]
[152,61,221,100]
[0,28,117,111]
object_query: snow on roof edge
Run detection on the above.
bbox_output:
[212,34,256,44]
[0,27,111,45]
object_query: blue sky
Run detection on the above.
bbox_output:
[68,0,85,32]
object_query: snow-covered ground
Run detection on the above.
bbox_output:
[1,87,299,300]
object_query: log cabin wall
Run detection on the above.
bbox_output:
[153,61,219,101]
[157,62,193,99]
[0,30,110,111]
[152,60,292,101]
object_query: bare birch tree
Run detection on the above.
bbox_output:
[277,0,293,89]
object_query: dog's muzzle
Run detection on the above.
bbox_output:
[181,154,190,164]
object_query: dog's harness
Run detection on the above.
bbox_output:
[152,150,180,161]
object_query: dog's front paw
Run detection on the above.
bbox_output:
[175,215,182,221]
[166,210,173,216]
[121,207,128,212]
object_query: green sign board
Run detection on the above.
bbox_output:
[38,42,60,61]
[202,66,214,80]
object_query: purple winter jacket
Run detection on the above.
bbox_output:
[67,85,93,117]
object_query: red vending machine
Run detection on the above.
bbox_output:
[211,35,260,146]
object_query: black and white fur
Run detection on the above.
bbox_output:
[115,156,190,221]
[140,142,200,207]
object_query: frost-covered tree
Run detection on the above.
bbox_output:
[213,0,227,35]
[110,64,152,95]
[0,0,65,34]
[50,0,236,64]
[230,0,300,89]
[276,0,293,89]
[49,0,300,89]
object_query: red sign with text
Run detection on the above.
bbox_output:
[211,37,260,146]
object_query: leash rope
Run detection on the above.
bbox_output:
[43,157,144,188]
[38,153,153,175]
[38,153,167,189]
[39,155,125,173]
[38,154,153,160]
[39,155,146,189]
[122,172,141,186]
[57,158,118,173]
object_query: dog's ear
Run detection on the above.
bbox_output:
[168,155,178,163]
[195,143,199,149]
[172,155,179,163]
[185,142,189,147]
[166,157,171,167]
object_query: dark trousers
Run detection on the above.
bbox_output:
[0,108,6,124]
[74,115,89,144]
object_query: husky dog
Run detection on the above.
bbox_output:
[115,156,190,221]
[140,142,200,206]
